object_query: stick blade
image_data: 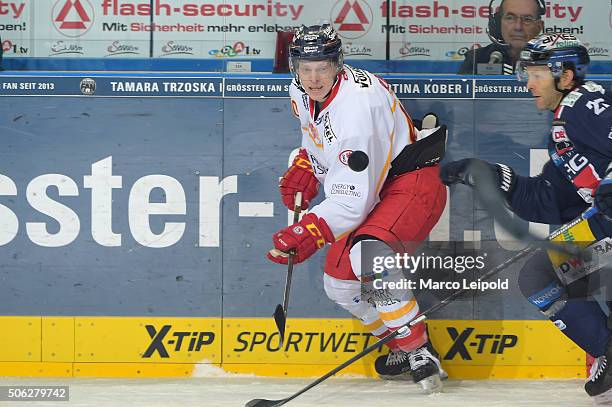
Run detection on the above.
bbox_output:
[245,398,286,407]
[273,304,286,345]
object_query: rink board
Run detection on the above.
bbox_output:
[1,74,610,378]
[0,317,586,379]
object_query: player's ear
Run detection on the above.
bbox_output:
[559,68,576,90]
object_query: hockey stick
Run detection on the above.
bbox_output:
[245,209,595,407]
[465,159,608,284]
[245,324,402,407]
[465,159,595,258]
[273,192,303,347]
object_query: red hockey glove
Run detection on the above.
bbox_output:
[280,149,319,210]
[267,213,334,265]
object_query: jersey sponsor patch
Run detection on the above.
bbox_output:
[330,182,363,199]
[548,140,601,204]
[527,282,564,309]
[348,67,372,89]
[323,113,337,146]
[552,125,569,142]
[555,141,573,155]
[582,82,605,94]
[309,154,328,175]
[301,93,309,110]
[338,150,353,165]
[560,91,582,108]
[550,232,612,287]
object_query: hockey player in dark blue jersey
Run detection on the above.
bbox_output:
[440,33,612,404]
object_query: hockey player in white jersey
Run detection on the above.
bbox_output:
[267,24,448,393]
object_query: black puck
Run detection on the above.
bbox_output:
[348,150,369,172]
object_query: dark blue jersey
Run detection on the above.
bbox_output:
[509,81,612,225]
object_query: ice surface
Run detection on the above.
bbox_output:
[0,377,595,406]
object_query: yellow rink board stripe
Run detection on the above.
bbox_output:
[222,317,385,364]
[74,317,220,363]
[426,320,585,366]
[42,317,74,362]
[0,316,41,362]
[0,317,586,379]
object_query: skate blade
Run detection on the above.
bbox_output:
[593,390,612,405]
[439,368,449,381]
[379,372,412,381]
[417,374,442,394]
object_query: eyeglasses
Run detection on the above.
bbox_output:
[501,13,540,25]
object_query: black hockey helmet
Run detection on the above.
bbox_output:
[516,33,590,82]
[289,24,344,82]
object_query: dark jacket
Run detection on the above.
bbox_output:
[457,43,514,75]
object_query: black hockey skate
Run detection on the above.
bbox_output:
[408,344,443,394]
[375,341,448,382]
[585,340,612,405]
[375,349,412,380]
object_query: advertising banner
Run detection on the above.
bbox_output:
[1,72,610,379]
[3,0,609,61]
[1,0,31,56]
[31,0,150,58]
[0,316,586,379]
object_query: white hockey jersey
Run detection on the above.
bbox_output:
[289,65,423,240]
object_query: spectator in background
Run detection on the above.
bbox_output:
[458,0,544,74]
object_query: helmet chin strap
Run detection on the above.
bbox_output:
[553,78,570,95]
[551,81,568,111]
[553,68,579,96]
[551,73,578,110]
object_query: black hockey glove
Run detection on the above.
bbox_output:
[595,178,612,219]
[439,158,516,196]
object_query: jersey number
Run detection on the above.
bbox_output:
[586,98,610,115]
